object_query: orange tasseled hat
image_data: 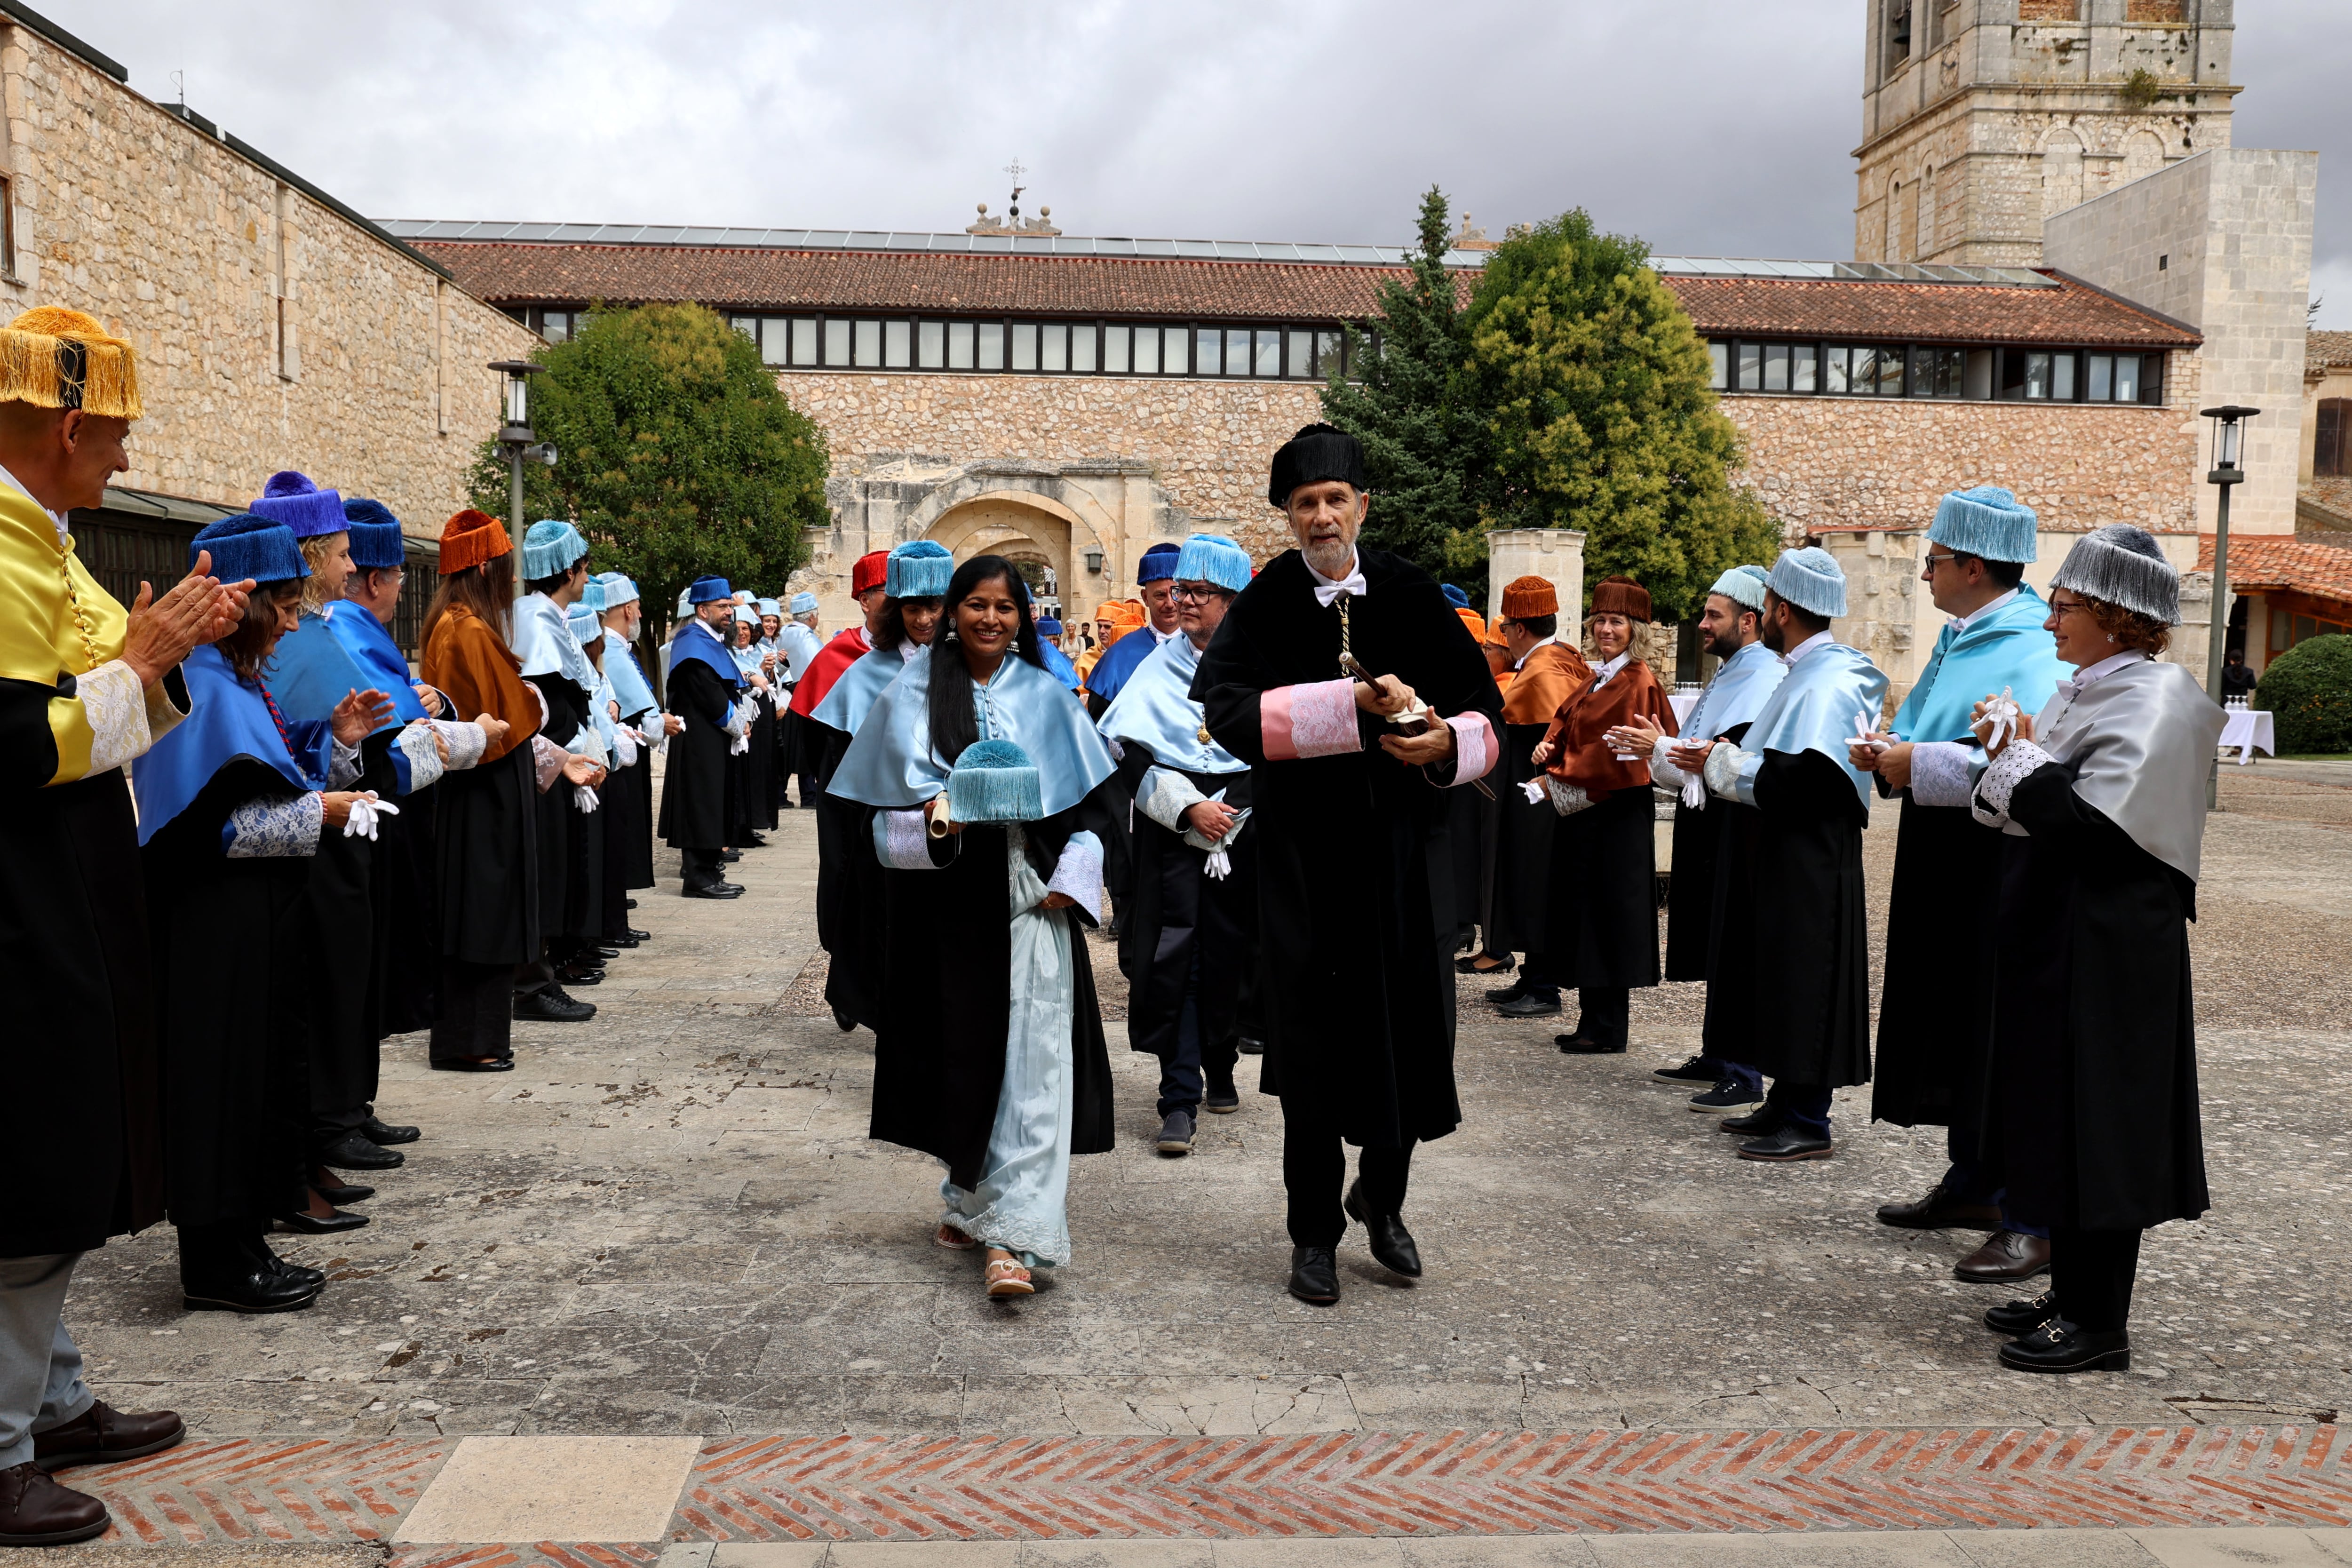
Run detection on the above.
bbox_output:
[1499,576,1557,619]
[438,509,512,574]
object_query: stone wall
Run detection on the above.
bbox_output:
[0,22,538,533]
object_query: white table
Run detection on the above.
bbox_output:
[2219,708,2274,764]
[1669,692,1701,729]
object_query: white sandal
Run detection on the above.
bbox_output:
[984,1256,1034,1297]
[933,1223,976,1250]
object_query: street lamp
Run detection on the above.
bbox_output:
[490,360,555,590]
[2200,403,2259,807]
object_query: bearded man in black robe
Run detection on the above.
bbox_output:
[1193,424,1502,1305]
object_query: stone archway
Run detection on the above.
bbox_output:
[926,491,1079,621]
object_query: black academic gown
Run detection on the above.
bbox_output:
[1193,548,1502,1147]
[437,742,540,970]
[143,759,314,1228]
[301,726,401,1127]
[1544,787,1661,991]
[660,658,738,852]
[1704,747,1872,1089]
[744,674,779,831]
[1662,794,1723,981]
[870,807,1117,1189]
[1870,795,2004,1127]
[1485,718,1559,958]
[809,719,886,1031]
[1115,748,1258,1066]
[378,775,440,1036]
[527,676,603,951]
[1987,767,2208,1231]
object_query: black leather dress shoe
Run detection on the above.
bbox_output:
[431,1055,516,1071]
[1954,1228,2052,1284]
[624,927,651,942]
[625,897,638,909]
[32,1401,185,1472]
[1999,1319,2130,1373]
[740,833,768,848]
[555,963,604,986]
[593,946,622,961]
[832,1004,858,1033]
[361,1116,419,1146]
[1495,992,1562,1018]
[243,1238,325,1291]
[1554,1033,1626,1055]
[1486,980,1530,1006]
[1720,1106,1784,1136]
[684,882,745,899]
[1876,1185,2003,1230]
[1984,1289,2060,1336]
[182,1261,320,1314]
[514,987,596,1022]
[1737,1126,1833,1162]
[1236,1035,1264,1057]
[275,1207,368,1235]
[317,1132,403,1171]
[604,933,641,949]
[1343,1179,1422,1278]
[314,1179,374,1204]
[722,848,743,862]
[1287,1246,1339,1304]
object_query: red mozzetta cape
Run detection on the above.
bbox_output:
[787,626,871,718]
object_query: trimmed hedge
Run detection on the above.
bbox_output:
[2254,633,2352,754]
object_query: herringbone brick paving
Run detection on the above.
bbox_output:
[75,1425,2352,1548]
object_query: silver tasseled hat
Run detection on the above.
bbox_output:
[2049,524,2180,625]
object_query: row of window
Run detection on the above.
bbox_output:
[505,304,1364,380]
[1707,339,2167,405]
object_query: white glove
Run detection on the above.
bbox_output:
[343,794,398,841]
[1204,845,1233,880]
[573,784,600,813]
[613,728,640,768]
[1976,686,2022,752]
[1520,777,1547,805]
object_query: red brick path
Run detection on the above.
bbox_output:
[77,1425,2350,1553]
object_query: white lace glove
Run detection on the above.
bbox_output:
[573,784,601,813]
[344,794,398,841]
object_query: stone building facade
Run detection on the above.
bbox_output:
[0,6,536,544]
[1856,0,2239,267]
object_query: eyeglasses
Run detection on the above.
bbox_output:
[1169,583,1229,603]
[1922,551,1960,572]
[2049,597,2092,618]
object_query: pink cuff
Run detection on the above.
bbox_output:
[1263,679,1362,761]
[1438,712,1497,786]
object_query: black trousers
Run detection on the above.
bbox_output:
[682,845,728,891]
[2051,1227,2143,1333]
[431,958,515,1064]
[1574,986,1629,1046]
[1281,1105,1413,1248]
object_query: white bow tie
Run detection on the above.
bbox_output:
[1312,572,1367,609]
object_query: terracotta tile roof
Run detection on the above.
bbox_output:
[2200,533,2352,610]
[1665,271,2199,349]
[2309,330,2352,369]
[413,239,2194,346]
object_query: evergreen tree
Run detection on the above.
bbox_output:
[1319,185,1482,589]
[1460,210,1777,620]
[469,302,831,637]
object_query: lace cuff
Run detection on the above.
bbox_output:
[530,734,566,794]
[1263,679,1361,761]
[1046,830,1104,925]
[1704,741,1761,807]
[1907,740,1980,809]
[77,659,154,777]
[395,721,446,792]
[1429,712,1496,787]
[1971,738,2053,830]
[224,792,324,858]
[612,727,640,768]
[568,724,608,764]
[1135,765,1208,834]
[874,807,938,869]
[434,719,487,772]
[326,738,362,790]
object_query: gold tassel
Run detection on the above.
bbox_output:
[0,306,143,419]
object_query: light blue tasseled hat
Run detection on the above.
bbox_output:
[788,591,819,615]
[520,519,588,580]
[596,572,639,607]
[1928,486,2038,564]
[946,739,1043,824]
[1766,546,1847,620]
[1174,533,1252,594]
[886,539,954,599]
[1708,563,1771,612]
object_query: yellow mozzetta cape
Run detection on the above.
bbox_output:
[0,480,173,786]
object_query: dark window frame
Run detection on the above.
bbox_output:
[1703,335,2169,406]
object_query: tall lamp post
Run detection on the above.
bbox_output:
[490,359,556,594]
[2201,404,2259,807]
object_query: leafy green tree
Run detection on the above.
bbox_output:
[2255,633,2352,753]
[1319,186,1483,592]
[1459,209,1777,619]
[468,302,830,636]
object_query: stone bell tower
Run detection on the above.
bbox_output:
[1855,0,2239,268]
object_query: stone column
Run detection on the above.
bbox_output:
[1485,527,1584,626]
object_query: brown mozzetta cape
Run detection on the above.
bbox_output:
[1541,657,1677,801]
[1501,640,1590,726]
[421,604,541,762]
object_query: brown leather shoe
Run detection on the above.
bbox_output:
[1954,1227,2052,1284]
[1875,1185,2003,1230]
[33,1401,186,1472]
[0,1461,108,1544]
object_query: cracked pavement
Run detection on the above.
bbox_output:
[60,768,2352,1440]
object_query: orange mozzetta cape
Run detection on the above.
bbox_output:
[421,604,540,763]
[1541,656,1677,800]
[1500,640,1591,727]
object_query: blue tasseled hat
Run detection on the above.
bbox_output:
[191,512,307,584]
[1136,542,1181,585]
[341,497,406,571]
[1927,485,2039,564]
[1708,563,1771,612]
[596,572,640,607]
[885,539,954,599]
[1174,533,1251,594]
[788,591,819,614]
[1766,546,1848,620]
[249,470,347,539]
[1440,583,1470,608]
[1036,618,1064,637]
[946,739,1044,825]
[521,519,588,580]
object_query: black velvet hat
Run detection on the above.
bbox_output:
[1267,423,1369,508]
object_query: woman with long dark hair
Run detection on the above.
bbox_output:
[134,514,390,1311]
[829,554,1119,1297]
[419,511,562,1068]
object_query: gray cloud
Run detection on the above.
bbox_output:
[36,0,2350,322]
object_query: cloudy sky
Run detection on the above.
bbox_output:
[39,0,2352,324]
